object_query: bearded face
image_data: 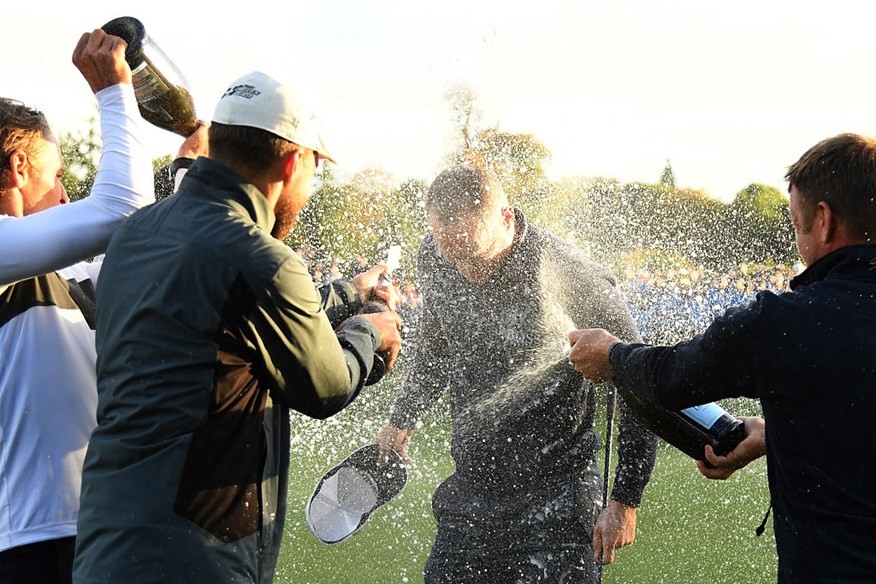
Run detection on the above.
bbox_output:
[271,149,318,240]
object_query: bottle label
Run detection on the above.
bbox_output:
[129,61,182,127]
[680,403,725,430]
[131,61,172,102]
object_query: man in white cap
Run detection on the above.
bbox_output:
[72,71,403,584]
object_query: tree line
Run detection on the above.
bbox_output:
[60,88,798,285]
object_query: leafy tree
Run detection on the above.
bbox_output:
[561,174,782,273]
[153,154,173,173]
[59,117,178,204]
[458,127,553,216]
[59,118,100,202]
[649,184,726,269]
[288,166,428,284]
[443,85,554,223]
[444,84,481,157]
[723,183,797,266]
[48,88,798,285]
[731,182,788,222]
[286,164,344,258]
[659,159,676,190]
[438,86,796,276]
[534,176,596,248]
[368,177,430,284]
[554,176,652,272]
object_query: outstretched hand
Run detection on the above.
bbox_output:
[73,29,132,94]
[352,264,402,310]
[357,310,402,370]
[567,328,620,382]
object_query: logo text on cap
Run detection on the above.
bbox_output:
[222,84,262,100]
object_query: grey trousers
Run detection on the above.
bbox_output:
[424,459,603,584]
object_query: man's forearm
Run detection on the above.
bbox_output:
[0,85,153,285]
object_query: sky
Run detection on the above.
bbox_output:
[3,0,876,202]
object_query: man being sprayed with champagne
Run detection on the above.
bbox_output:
[375,164,658,583]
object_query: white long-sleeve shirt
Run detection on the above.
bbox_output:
[0,83,154,286]
[0,83,152,551]
[0,262,101,551]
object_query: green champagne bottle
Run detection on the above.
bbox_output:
[101,16,199,137]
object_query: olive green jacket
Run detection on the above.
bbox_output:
[74,158,381,584]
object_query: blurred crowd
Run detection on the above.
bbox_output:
[296,246,803,349]
[622,263,803,345]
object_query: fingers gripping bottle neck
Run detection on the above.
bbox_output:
[357,246,402,385]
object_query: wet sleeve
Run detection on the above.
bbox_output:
[249,254,380,419]
[154,157,194,201]
[609,300,769,410]
[316,279,364,327]
[389,244,452,429]
[154,164,173,201]
[603,290,660,508]
[610,390,660,507]
[0,84,154,285]
[568,266,659,507]
[389,295,452,429]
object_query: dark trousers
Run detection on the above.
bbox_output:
[0,537,75,584]
[424,461,603,584]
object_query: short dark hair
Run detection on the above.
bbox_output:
[785,133,876,240]
[426,164,504,224]
[208,122,301,175]
[0,98,53,171]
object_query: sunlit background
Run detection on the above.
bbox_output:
[1,3,866,582]
[3,0,876,202]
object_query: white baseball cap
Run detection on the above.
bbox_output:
[305,444,408,545]
[212,70,335,163]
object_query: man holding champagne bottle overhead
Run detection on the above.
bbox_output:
[567,133,876,583]
[100,17,200,138]
[0,28,155,584]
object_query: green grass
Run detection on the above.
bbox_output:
[275,381,776,583]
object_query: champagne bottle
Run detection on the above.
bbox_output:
[358,246,402,385]
[617,385,746,467]
[101,17,199,137]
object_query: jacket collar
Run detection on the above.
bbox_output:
[182,157,277,232]
[476,208,531,284]
[511,207,529,246]
[790,244,876,289]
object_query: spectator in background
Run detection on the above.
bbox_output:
[621,263,794,345]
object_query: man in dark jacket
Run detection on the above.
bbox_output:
[375,165,658,583]
[568,132,876,583]
[73,71,403,584]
